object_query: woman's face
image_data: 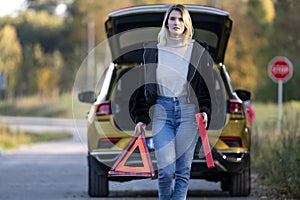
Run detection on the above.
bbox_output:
[167,10,185,38]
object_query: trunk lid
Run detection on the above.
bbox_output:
[105,4,232,64]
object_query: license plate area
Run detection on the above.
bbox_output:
[146,138,154,150]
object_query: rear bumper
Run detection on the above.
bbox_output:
[190,149,250,180]
[90,148,249,176]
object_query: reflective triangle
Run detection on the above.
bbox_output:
[108,131,155,177]
[196,113,215,168]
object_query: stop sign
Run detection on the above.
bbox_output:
[268,56,293,83]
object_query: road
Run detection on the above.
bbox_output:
[0,117,258,200]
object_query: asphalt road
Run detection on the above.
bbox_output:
[0,117,258,200]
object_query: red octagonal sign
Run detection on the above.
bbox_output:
[268,56,293,83]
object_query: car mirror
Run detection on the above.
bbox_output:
[78,91,96,103]
[235,89,251,102]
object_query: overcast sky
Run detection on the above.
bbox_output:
[0,0,27,17]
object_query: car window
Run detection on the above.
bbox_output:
[118,28,218,50]
[194,29,218,48]
[211,68,227,129]
[111,67,139,130]
[95,63,115,102]
[119,27,160,49]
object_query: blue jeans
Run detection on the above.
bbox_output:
[152,96,199,200]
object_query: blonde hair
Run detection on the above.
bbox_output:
[158,4,194,46]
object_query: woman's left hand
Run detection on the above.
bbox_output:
[134,122,146,136]
[202,112,208,128]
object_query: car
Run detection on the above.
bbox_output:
[78,4,252,197]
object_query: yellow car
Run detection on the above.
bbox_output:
[78,4,251,197]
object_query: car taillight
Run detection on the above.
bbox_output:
[95,101,111,116]
[229,100,243,115]
[220,137,242,147]
[98,138,121,149]
[100,138,120,143]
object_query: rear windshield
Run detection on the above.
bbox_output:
[108,65,227,131]
[119,27,218,50]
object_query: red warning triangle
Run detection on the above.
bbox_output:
[108,131,155,178]
[196,113,215,169]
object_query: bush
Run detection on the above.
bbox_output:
[0,123,72,150]
[252,102,300,198]
[0,124,30,150]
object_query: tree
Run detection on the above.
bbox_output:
[34,44,63,97]
[0,25,22,97]
[15,44,35,95]
[242,0,268,100]
[274,0,300,101]
[0,8,71,95]
[256,0,300,101]
[247,0,274,35]
[222,3,258,93]
[27,0,71,15]
[14,10,65,52]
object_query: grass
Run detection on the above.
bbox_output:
[0,93,73,118]
[28,131,73,143]
[0,124,72,150]
[0,126,30,149]
[0,92,83,151]
[251,101,300,198]
[0,92,90,118]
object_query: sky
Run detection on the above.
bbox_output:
[0,0,27,17]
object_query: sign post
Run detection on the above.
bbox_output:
[0,72,7,90]
[0,72,7,99]
[268,56,293,131]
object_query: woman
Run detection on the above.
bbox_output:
[130,4,213,200]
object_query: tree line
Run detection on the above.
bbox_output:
[0,0,299,102]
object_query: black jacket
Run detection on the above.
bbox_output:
[129,40,216,128]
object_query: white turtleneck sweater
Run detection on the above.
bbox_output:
[157,36,194,97]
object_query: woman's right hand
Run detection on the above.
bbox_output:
[202,112,208,128]
[134,122,146,136]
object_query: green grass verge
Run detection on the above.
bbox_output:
[251,101,300,198]
[0,93,70,118]
[0,125,73,150]
[28,131,73,143]
[0,92,91,119]
[0,92,86,150]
